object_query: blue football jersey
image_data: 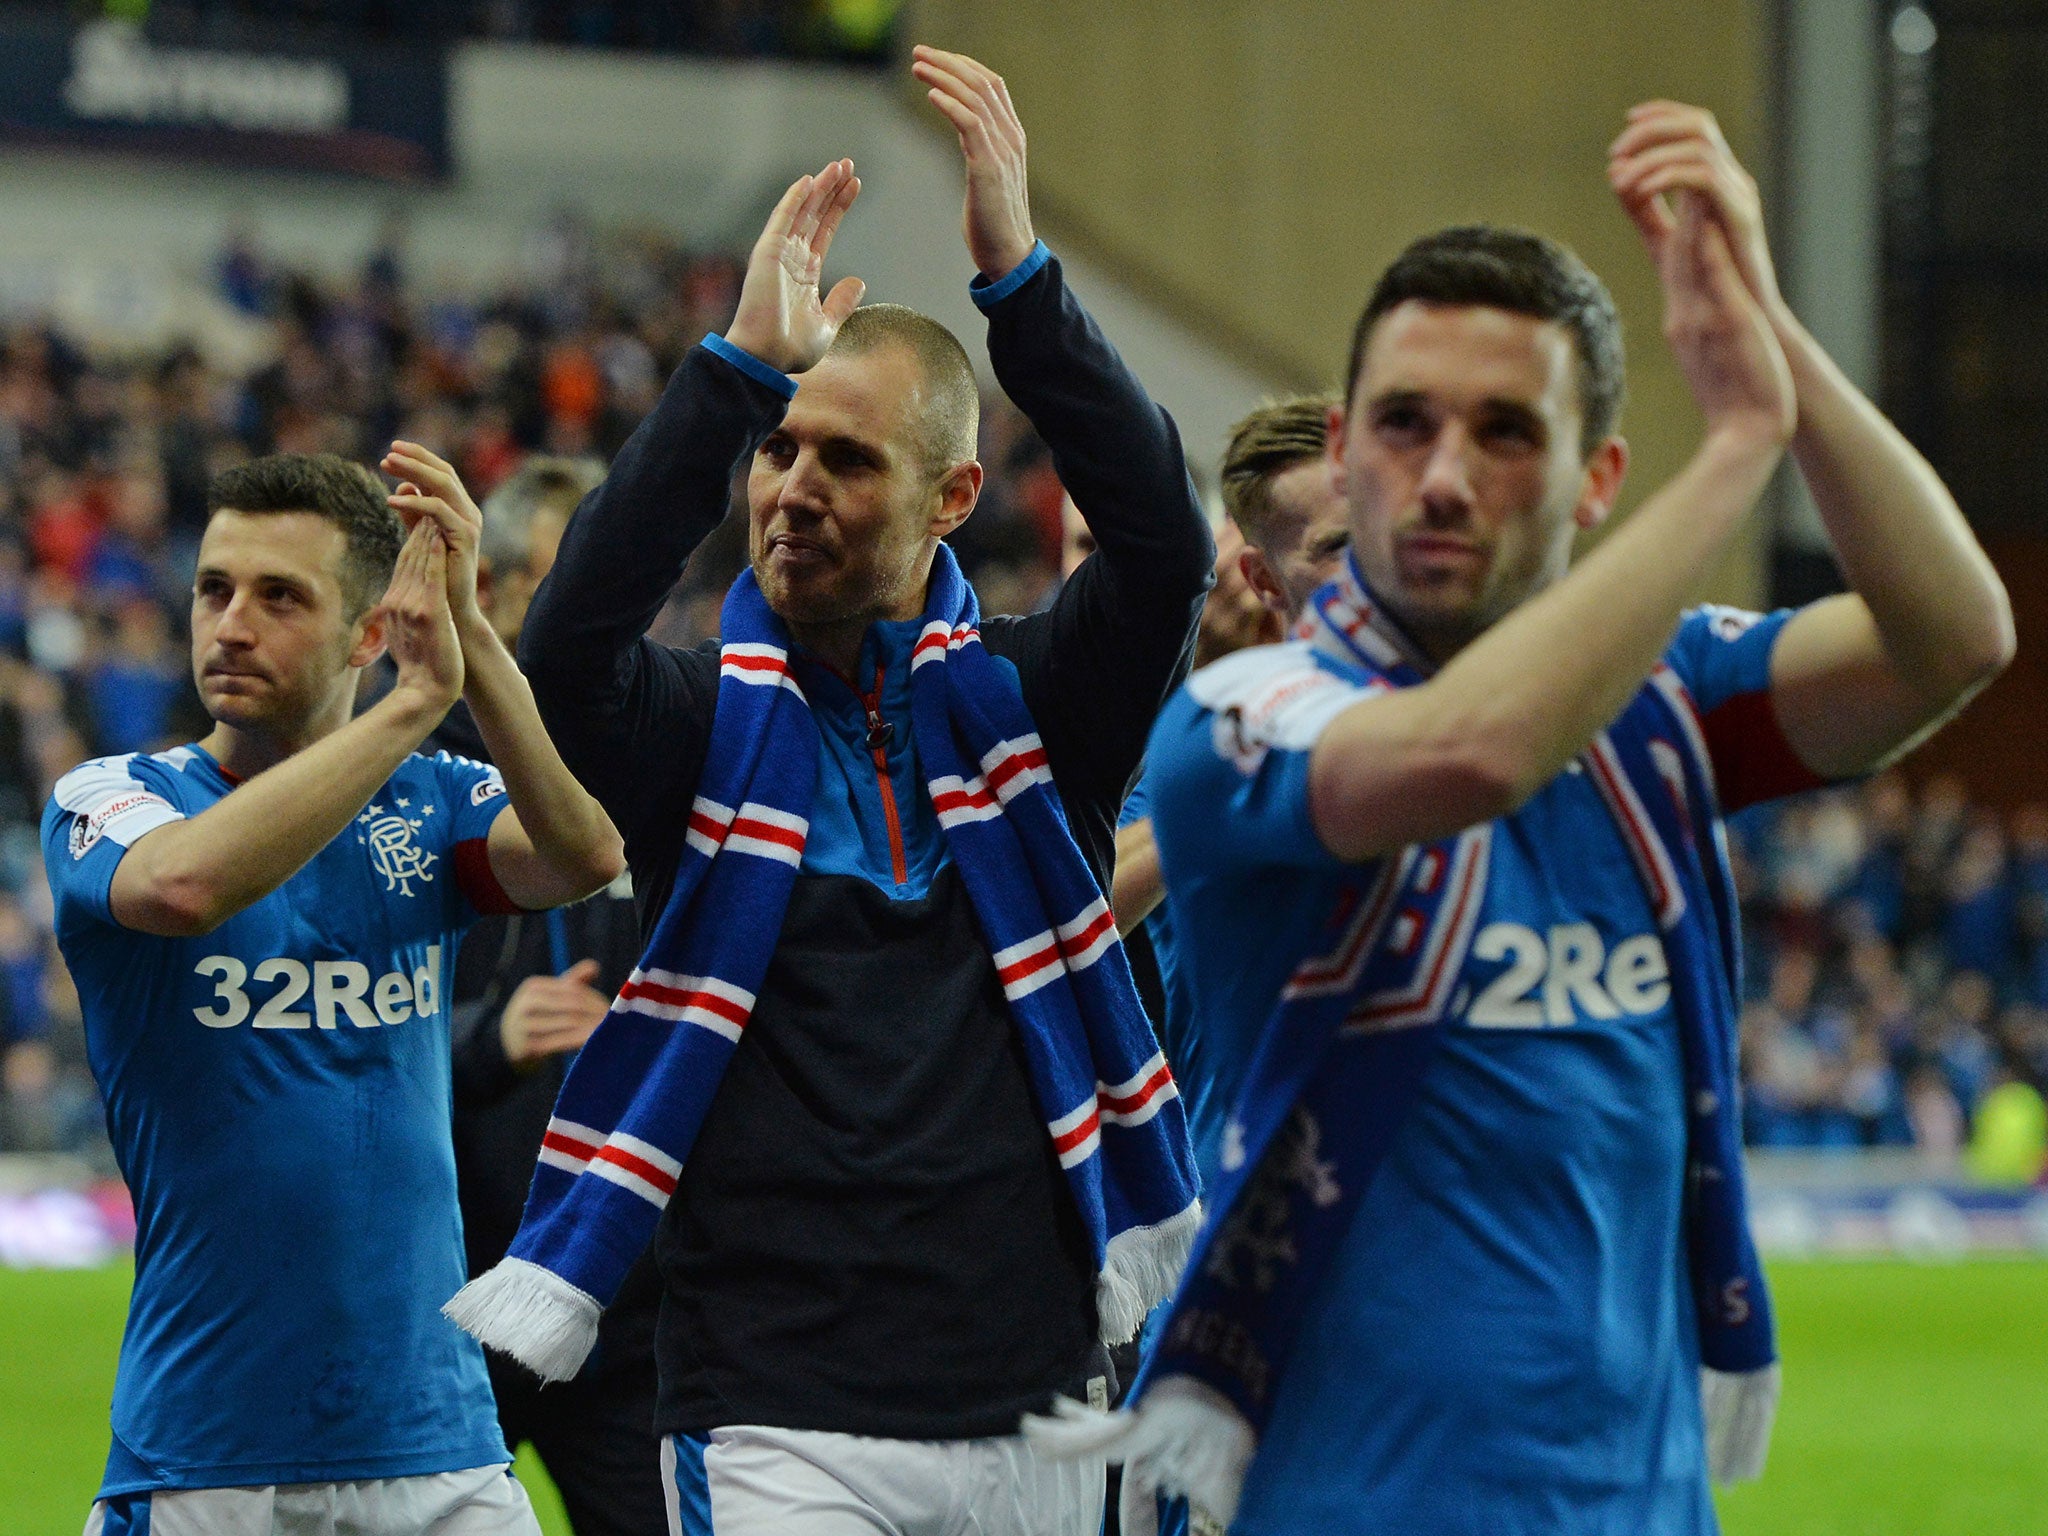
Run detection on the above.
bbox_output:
[1145,607,1812,1536]
[43,743,518,1496]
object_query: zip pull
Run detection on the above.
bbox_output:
[866,709,894,754]
[863,664,894,754]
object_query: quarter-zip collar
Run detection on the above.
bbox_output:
[789,619,946,899]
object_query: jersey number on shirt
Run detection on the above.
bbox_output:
[1465,923,1670,1028]
[191,947,442,1030]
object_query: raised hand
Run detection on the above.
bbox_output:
[912,45,1036,281]
[382,440,486,628]
[378,515,463,711]
[1609,102,1789,329]
[1643,187,1795,449]
[726,159,866,375]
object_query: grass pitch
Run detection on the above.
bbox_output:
[2,1260,2043,1534]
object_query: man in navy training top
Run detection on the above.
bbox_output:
[515,45,1212,1536]
[46,449,624,1536]
[1138,104,2011,1533]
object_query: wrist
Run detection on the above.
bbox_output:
[383,673,460,726]
[717,326,798,377]
[1696,420,1789,480]
[979,237,1037,284]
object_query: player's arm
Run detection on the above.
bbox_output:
[914,46,1212,783]
[384,444,625,910]
[1609,103,2013,778]
[108,521,463,937]
[1112,817,1166,934]
[1310,196,1796,863]
[520,163,863,844]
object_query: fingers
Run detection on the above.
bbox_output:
[420,520,449,598]
[562,957,601,984]
[916,57,985,137]
[922,80,983,146]
[1618,182,1676,260]
[388,489,468,544]
[1613,100,1730,159]
[789,159,853,249]
[912,44,1022,146]
[1610,142,1754,221]
[382,443,471,506]
[822,275,867,328]
[758,172,816,252]
[809,169,862,268]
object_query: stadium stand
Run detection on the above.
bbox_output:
[10,0,901,62]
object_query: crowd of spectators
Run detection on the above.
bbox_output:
[0,213,1068,1164]
[50,0,900,62]
[0,213,2042,1188]
[1734,776,2048,1164]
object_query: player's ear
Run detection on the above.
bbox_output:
[1574,435,1629,531]
[1240,546,1290,621]
[348,603,390,670]
[929,459,983,539]
[1327,402,1352,499]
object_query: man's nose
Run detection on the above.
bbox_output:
[212,591,258,645]
[1416,423,1476,519]
[778,449,829,513]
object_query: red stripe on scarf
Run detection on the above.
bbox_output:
[1052,1108,1101,1156]
[1059,906,1116,960]
[618,978,751,1028]
[594,1143,679,1196]
[542,1128,600,1164]
[730,814,806,854]
[1100,1061,1174,1116]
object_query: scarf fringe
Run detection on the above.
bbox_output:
[1023,1376,1254,1532]
[1702,1362,1780,1483]
[443,1256,602,1383]
[1096,1199,1202,1344]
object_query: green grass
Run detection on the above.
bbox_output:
[1716,1258,2048,1536]
[3,1259,2044,1534]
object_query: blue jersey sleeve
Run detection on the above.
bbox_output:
[1118,772,1151,831]
[426,752,519,917]
[1145,647,1365,882]
[1665,606,1828,812]
[41,755,187,932]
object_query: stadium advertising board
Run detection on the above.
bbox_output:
[0,13,448,181]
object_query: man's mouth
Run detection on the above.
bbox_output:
[767,534,832,567]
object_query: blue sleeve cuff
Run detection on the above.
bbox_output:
[704,333,798,400]
[970,240,1052,310]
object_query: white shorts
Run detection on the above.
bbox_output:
[662,1426,1104,1536]
[84,1462,539,1536]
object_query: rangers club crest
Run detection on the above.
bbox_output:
[355,799,437,896]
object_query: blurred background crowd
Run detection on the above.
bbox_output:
[22,0,902,62]
[0,215,1077,1162]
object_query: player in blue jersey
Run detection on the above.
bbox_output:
[45,449,624,1536]
[1112,396,1349,1172]
[1108,105,2013,1533]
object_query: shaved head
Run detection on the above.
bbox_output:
[827,303,980,476]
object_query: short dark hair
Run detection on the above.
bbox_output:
[1343,226,1625,457]
[1221,396,1337,551]
[827,303,980,475]
[207,453,403,615]
[480,455,604,571]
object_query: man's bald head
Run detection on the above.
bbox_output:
[826,303,980,476]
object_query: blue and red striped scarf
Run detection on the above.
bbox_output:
[1034,558,1778,1529]
[447,546,1201,1380]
